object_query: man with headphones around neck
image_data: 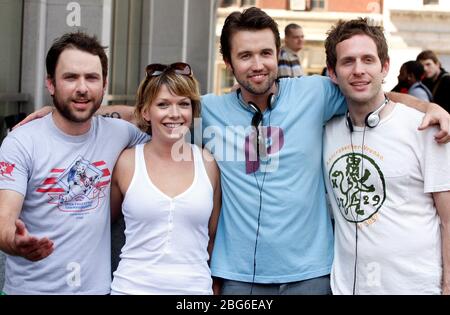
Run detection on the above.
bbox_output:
[323,18,450,294]
[202,7,450,295]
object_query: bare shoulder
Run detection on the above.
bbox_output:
[112,147,137,194]
[114,147,136,175]
[200,147,218,168]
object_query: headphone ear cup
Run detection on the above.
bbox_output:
[267,93,275,110]
[251,111,263,129]
[248,102,262,129]
[365,111,379,128]
[248,101,260,114]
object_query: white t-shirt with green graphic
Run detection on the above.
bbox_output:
[324,103,450,295]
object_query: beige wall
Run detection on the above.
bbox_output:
[385,7,450,89]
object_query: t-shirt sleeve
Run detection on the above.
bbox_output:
[421,127,450,193]
[0,135,31,196]
[409,88,430,102]
[200,94,214,130]
[321,76,347,124]
[126,123,150,148]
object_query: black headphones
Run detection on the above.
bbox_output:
[346,96,389,132]
[248,102,263,130]
[247,94,274,130]
[236,88,277,163]
[237,88,276,115]
[346,95,389,294]
[236,88,277,295]
[236,78,279,119]
[247,96,274,162]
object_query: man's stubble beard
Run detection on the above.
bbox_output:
[52,93,103,123]
[230,62,278,96]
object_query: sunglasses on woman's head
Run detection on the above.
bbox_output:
[145,62,192,77]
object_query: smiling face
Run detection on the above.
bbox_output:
[226,28,278,107]
[142,84,193,144]
[46,49,105,133]
[328,34,389,107]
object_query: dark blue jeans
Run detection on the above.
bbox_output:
[220,274,331,295]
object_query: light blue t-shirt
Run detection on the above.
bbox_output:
[202,75,346,283]
[408,81,432,102]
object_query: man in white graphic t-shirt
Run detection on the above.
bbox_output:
[323,18,450,295]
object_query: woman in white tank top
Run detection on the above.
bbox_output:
[110,63,221,295]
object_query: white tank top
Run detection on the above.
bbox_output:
[111,144,214,295]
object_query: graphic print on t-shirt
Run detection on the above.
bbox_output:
[0,161,15,181]
[37,156,110,212]
[328,153,386,223]
[244,126,284,174]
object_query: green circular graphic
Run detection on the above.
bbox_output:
[329,153,385,223]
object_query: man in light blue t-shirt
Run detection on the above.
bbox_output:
[203,7,449,295]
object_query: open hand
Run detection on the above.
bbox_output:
[418,103,450,144]
[13,219,54,261]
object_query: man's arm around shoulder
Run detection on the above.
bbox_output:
[96,105,136,125]
[387,92,450,143]
[14,105,137,130]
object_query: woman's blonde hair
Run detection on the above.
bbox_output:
[135,68,201,134]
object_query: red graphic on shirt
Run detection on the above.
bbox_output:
[36,157,111,213]
[0,162,15,180]
[244,126,285,174]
